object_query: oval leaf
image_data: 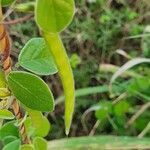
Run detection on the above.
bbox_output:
[24,118,35,137]
[3,136,18,145]
[33,137,47,150]
[20,144,35,150]
[114,101,130,116]
[19,38,58,75]
[27,108,50,137]
[0,109,15,120]
[95,101,112,120]
[7,71,54,112]
[35,0,75,33]
[2,139,21,150]
[0,121,19,140]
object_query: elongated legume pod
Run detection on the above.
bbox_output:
[43,32,75,135]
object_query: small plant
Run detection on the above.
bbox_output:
[0,0,75,149]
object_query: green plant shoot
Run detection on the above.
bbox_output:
[35,0,75,135]
[43,33,75,135]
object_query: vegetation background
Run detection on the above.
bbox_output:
[7,0,150,141]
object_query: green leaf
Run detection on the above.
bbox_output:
[0,88,10,98]
[114,101,130,116]
[2,139,21,150]
[20,144,35,150]
[48,136,150,150]
[7,71,54,112]
[43,33,75,135]
[1,0,15,6]
[142,26,150,57]
[128,77,150,97]
[70,53,81,69]
[14,2,35,13]
[127,77,150,101]
[19,38,58,75]
[0,71,6,88]
[0,121,19,140]
[35,0,75,33]
[3,136,18,145]
[95,101,112,120]
[24,118,35,137]
[27,108,50,137]
[134,117,149,131]
[33,137,47,150]
[0,71,10,98]
[0,109,15,120]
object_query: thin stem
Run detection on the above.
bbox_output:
[138,121,150,138]
[89,120,100,136]
[2,14,33,25]
[125,102,150,128]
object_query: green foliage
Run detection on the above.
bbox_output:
[48,136,150,150]
[128,77,150,98]
[24,118,34,137]
[0,122,19,140]
[0,71,10,98]
[1,0,76,147]
[33,137,47,150]
[20,144,35,150]
[0,71,6,88]
[70,53,81,69]
[1,0,15,6]
[0,109,15,120]
[35,0,75,33]
[2,136,18,145]
[0,88,10,98]
[95,101,112,120]
[20,137,47,150]
[129,25,144,36]
[14,2,35,13]
[1,0,150,149]
[27,109,50,137]
[35,0,76,135]
[94,100,130,122]
[19,38,58,75]
[113,101,130,116]
[55,85,109,105]
[142,26,150,57]
[7,71,54,112]
[43,33,75,135]
[110,58,150,84]
[2,140,21,150]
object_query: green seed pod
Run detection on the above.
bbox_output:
[43,33,75,135]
